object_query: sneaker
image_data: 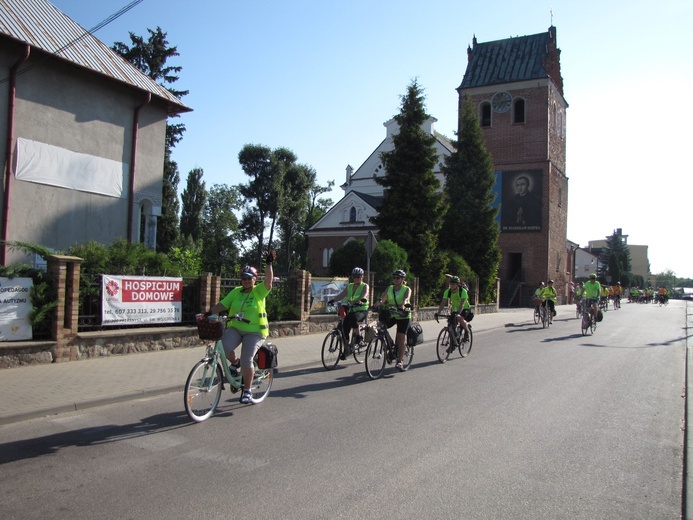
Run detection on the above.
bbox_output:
[395,362,404,371]
[239,390,252,404]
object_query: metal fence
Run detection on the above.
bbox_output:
[77,274,290,333]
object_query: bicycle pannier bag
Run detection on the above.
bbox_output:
[406,323,424,347]
[196,314,224,340]
[596,310,604,322]
[462,308,475,322]
[256,343,279,369]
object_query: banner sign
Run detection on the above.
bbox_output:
[309,279,348,313]
[0,277,33,341]
[102,275,183,325]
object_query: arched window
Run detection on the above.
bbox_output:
[350,207,357,223]
[480,102,491,127]
[513,98,525,123]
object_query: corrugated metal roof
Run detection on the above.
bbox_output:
[459,31,551,89]
[0,0,191,113]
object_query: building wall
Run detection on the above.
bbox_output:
[1,41,168,263]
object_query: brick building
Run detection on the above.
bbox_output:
[457,26,570,305]
[307,26,570,305]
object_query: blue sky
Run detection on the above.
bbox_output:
[50,0,693,278]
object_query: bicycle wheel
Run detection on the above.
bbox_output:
[321,331,342,370]
[249,367,273,404]
[365,336,387,380]
[458,327,473,357]
[590,317,597,334]
[352,339,367,364]
[575,305,581,319]
[534,308,540,324]
[401,342,414,371]
[541,307,547,328]
[184,360,223,423]
[581,315,589,336]
[436,327,452,363]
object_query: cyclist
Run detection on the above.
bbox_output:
[612,282,622,306]
[378,269,411,371]
[434,275,472,343]
[533,282,545,318]
[206,251,275,404]
[657,286,669,304]
[328,267,369,357]
[583,273,601,322]
[575,282,584,313]
[541,279,557,320]
[600,283,610,309]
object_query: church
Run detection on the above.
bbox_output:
[306,26,569,306]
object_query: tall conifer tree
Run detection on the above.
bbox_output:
[441,95,500,302]
[371,80,445,302]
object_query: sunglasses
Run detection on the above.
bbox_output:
[241,276,254,281]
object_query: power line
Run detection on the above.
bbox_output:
[0,0,145,85]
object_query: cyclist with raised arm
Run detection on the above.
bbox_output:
[541,279,557,320]
[583,273,601,322]
[206,251,275,404]
[378,269,411,371]
[435,276,471,343]
[328,267,369,357]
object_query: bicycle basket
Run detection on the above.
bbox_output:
[378,308,391,323]
[196,314,225,340]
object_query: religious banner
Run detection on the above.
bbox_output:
[500,169,543,232]
[102,275,183,325]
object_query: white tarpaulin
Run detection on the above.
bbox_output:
[15,138,127,198]
[0,277,33,341]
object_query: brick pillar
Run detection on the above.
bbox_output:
[48,254,83,363]
[290,269,311,334]
[198,273,222,313]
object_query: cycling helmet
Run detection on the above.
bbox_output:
[241,265,258,278]
[392,269,406,278]
[352,267,364,276]
[589,273,597,279]
[548,279,554,284]
[450,276,460,284]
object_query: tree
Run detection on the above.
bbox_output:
[112,27,188,252]
[301,180,335,270]
[329,241,367,277]
[371,80,445,302]
[277,164,314,272]
[201,184,242,275]
[238,145,292,266]
[440,95,500,302]
[157,154,180,252]
[601,230,632,285]
[180,168,206,243]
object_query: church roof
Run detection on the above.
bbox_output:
[459,27,559,91]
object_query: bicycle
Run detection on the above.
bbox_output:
[532,297,542,324]
[321,299,372,370]
[364,305,414,379]
[575,299,583,319]
[612,294,621,310]
[184,314,276,422]
[581,299,598,336]
[435,312,473,363]
[540,302,552,328]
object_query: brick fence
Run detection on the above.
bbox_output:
[0,255,498,368]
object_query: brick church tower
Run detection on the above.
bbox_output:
[457,26,569,305]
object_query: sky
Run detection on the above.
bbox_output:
[49,0,693,278]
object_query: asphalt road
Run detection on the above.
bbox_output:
[0,300,687,519]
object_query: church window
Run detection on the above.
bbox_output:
[350,207,357,223]
[513,98,525,123]
[480,102,491,127]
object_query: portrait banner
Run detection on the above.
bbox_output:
[102,275,183,325]
[500,169,543,232]
[0,277,33,341]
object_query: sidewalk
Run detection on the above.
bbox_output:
[0,306,541,425]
